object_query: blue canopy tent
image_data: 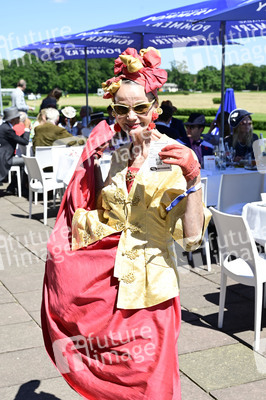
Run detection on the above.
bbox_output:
[217,88,236,117]
[17,24,239,125]
[204,88,237,142]
[16,31,143,123]
[97,0,266,136]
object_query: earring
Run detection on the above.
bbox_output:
[152,111,159,121]
[147,122,156,131]
[151,107,163,121]
[114,122,121,133]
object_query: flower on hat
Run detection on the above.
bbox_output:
[102,47,167,99]
[102,76,124,99]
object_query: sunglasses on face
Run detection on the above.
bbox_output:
[111,99,155,116]
[240,120,252,126]
[186,125,198,130]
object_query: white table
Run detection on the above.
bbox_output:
[55,149,112,186]
[242,201,266,250]
[99,153,112,181]
[55,147,84,185]
[201,167,266,206]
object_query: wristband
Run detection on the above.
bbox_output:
[166,182,202,212]
[94,150,104,159]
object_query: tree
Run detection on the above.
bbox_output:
[167,61,195,91]
[196,66,220,91]
[0,55,115,94]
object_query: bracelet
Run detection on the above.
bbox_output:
[166,182,202,212]
[94,150,104,159]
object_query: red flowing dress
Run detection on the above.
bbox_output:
[41,121,182,399]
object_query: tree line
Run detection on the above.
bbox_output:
[167,61,266,92]
[1,54,266,94]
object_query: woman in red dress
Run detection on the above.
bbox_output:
[41,47,210,399]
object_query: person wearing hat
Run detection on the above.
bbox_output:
[226,108,258,162]
[59,106,82,136]
[184,113,213,165]
[155,103,183,140]
[41,47,211,400]
[160,100,187,140]
[0,107,31,192]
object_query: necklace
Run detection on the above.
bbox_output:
[126,169,138,182]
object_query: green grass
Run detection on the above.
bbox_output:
[251,113,265,121]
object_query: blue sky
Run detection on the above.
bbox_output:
[1,0,265,74]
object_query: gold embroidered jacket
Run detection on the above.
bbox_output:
[72,135,211,309]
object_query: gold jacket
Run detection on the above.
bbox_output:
[72,135,211,309]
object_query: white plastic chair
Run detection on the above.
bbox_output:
[188,177,211,271]
[210,207,266,351]
[35,145,66,202]
[253,139,266,174]
[8,166,21,197]
[217,172,264,215]
[261,193,266,202]
[35,145,66,175]
[22,155,65,225]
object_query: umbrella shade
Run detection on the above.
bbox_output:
[17,43,127,61]
[216,88,236,116]
[101,0,266,40]
[16,28,238,62]
[99,0,265,137]
[16,28,238,125]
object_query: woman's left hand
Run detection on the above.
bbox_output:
[158,143,200,182]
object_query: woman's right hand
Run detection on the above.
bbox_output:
[158,143,201,182]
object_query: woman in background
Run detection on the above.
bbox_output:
[226,108,258,161]
[39,88,62,111]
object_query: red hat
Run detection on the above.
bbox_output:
[102,47,167,99]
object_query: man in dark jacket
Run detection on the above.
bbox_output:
[155,104,184,140]
[183,113,214,165]
[0,107,31,193]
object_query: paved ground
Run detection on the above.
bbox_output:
[0,185,266,400]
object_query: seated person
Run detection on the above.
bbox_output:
[80,105,93,127]
[226,108,258,162]
[184,113,213,165]
[81,113,106,138]
[155,104,182,140]
[32,108,73,153]
[59,106,82,136]
[161,100,186,140]
[106,104,115,125]
[13,111,28,136]
[82,117,104,138]
[0,107,31,193]
[203,111,230,146]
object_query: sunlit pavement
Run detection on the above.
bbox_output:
[0,187,266,400]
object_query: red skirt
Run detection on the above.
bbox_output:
[42,232,181,400]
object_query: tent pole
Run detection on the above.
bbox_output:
[0,77,3,117]
[85,47,89,126]
[220,21,226,139]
